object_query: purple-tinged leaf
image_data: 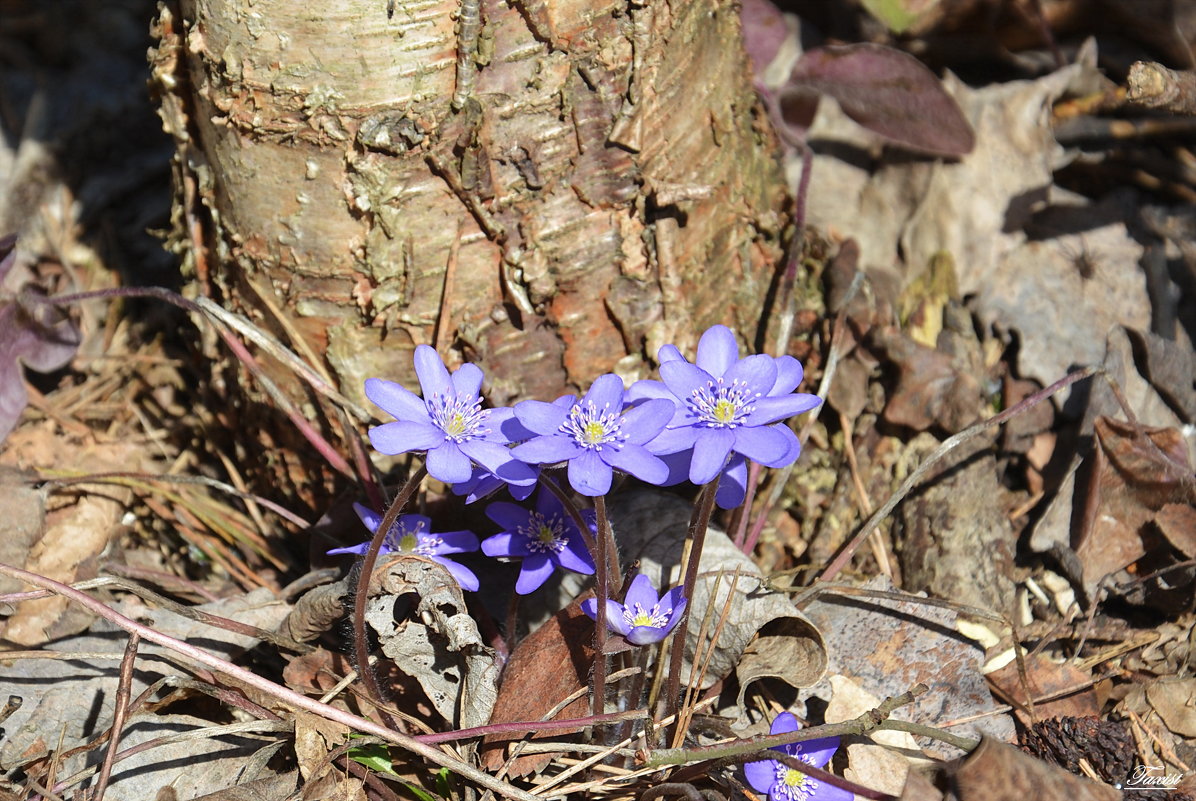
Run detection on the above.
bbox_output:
[739,0,789,77]
[786,43,975,157]
[0,236,82,443]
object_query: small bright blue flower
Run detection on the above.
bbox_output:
[365,345,537,487]
[511,374,674,496]
[581,573,686,645]
[481,490,596,594]
[633,325,820,486]
[743,712,851,801]
[329,503,481,591]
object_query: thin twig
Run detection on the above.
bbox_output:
[92,633,139,801]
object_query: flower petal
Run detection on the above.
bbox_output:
[745,394,822,426]
[689,429,734,485]
[603,443,668,486]
[481,530,532,558]
[568,449,613,496]
[434,529,481,554]
[515,554,555,594]
[451,362,484,398]
[583,598,631,636]
[460,440,537,484]
[626,378,675,404]
[512,434,583,465]
[431,556,480,591]
[695,324,738,377]
[657,343,684,363]
[413,345,453,398]
[484,501,531,531]
[488,407,537,443]
[326,542,370,556]
[723,353,777,394]
[794,735,840,768]
[364,378,427,422]
[743,759,776,794]
[556,534,596,575]
[514,399,571,434]
[369,420,444,455]
[619,398,674,444]
[353,502,384,533]
[426,442,475,484]
[659,361,714,406]
[772,355,804,395]
[715,456,748,510]
[731,425,791,467]
[627,625,671,645]
[584,373,626,411]
[644,425,698,456]
[770,712,800,735]
[623,574,660,611]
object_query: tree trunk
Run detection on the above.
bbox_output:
[150,0,789,506]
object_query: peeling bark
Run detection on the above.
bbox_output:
[150,0,789,499]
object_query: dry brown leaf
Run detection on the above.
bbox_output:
[366,555,499,729]
[1075,416,1196,598]
[950,736,1121,801]
[986,653,1099,727]
[479,600,593,776]
[294,711,350,782]
[1145,678,1196,739]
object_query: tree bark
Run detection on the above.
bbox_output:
[150,0,789,503]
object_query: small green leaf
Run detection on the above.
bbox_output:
[346,742,400,776]
[859,0,939,34]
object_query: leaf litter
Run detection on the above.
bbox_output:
[3,1,1196,800]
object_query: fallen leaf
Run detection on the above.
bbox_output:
[986,653,1100,727]
[950,736,1121,801]
[479,600,593,775]
[366,555,499,729]
[786,43,975,156]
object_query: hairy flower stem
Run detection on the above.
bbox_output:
[664,481,718,726]
[352,464,428,729]
[590,495,621,717]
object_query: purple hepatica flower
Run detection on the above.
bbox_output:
[744,712,851,801]
[365,345,537,487]
[581,573,686,646]
[633,325,820,486]
[481,489,596,595]
[511,373,673,496]
[330,503,481,591]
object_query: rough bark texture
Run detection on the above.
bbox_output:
[150,0,788,499]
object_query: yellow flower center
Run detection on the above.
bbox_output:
[398,533,418,552]
[783,769,806,788]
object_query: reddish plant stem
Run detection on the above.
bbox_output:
[415,708,646,744]
[665,481,717,723]
[351,465,427,730]
[591,495,612,716]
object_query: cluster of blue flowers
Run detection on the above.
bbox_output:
[329,324,820,646]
